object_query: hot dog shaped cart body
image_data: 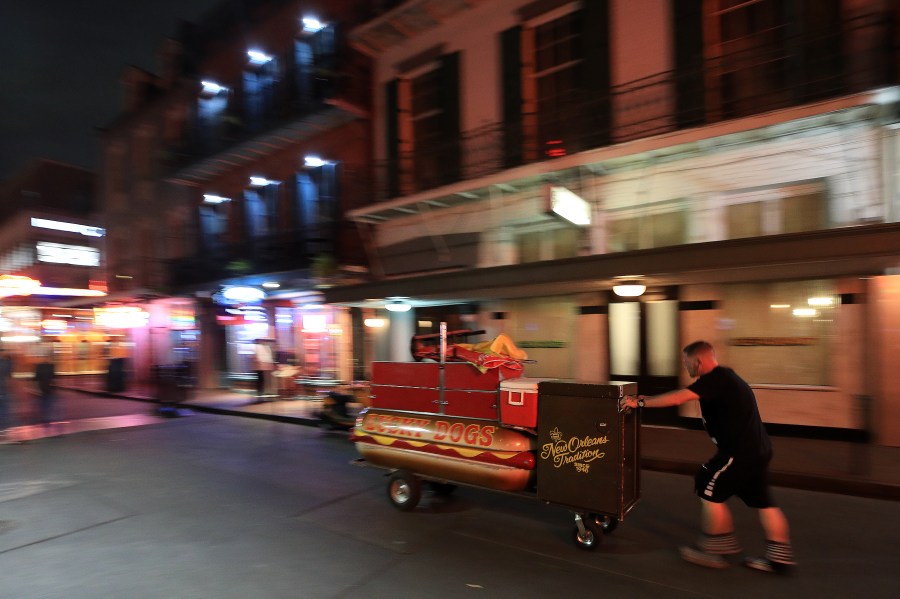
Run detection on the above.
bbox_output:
[352,361,641,549]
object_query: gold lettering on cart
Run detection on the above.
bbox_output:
[541,427,608,472]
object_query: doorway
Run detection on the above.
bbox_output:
[608,290,681,425]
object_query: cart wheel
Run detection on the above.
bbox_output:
[572,525,598,550]
[429,482,457,496]
[387,470,421,511]
[591,514,619,534]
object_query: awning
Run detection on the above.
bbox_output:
[322,222,900,306]
[52,288,170,309]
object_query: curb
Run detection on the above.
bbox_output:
[641,457,900,502]
[63,387,900,501]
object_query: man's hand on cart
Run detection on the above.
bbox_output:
[619,395,644,413]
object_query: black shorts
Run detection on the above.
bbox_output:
[694,452,775,508]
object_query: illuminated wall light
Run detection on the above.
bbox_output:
[203,194,231,204]
[304,155,327,167]
[770,304,791,309]
[792,308,818,317]
[201,81,227,95]
[261,281,280,289]
[302,16,325,32]
[547,185,591,226]
[247,49,273,65]
[250,176,275,187]
[418,320,433,328]
[31,218,105,237]
[364,318,385,328]
[613,280,646,297]
[385,300,411,312]
[807,297,834,307]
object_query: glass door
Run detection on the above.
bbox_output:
[608,293,681,425]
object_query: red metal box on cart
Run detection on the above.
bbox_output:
[370,361,501,419]
[499,378,555,428]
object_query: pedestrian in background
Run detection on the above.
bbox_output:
[35,351,58,428]
[0,348,13,436]
[620,340,795,574]
[252,338,275,401]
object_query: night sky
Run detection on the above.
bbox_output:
[0,0,223,180]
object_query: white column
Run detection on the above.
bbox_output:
[388,309,415,362]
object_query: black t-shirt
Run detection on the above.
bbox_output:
[687,366,771,461]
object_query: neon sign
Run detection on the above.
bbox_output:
[220,286,265,304]
[94,307,149,329]
[31,218,105,237]
[36,241,100,266]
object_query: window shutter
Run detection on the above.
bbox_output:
[385,79,400,198]
[672,0,704,127]
[439,52,461,185]
[582,1,611,147]
[501,26,523,168]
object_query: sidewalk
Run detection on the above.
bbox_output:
[59,380,900,501]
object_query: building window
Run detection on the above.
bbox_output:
[385,52,460,196]
[244,190,269,238]
[199,204,229,250]
[515,227,581,263]
[709,0,844,117]
[244,183,279,239]
[295,162,338,257]
[197,84,230,151]
[533,10,584,158]
[410,67,445,189]
[244,57,279,132]
[606,201,688,252]
[721,181,827,239]
[721,280,837,386]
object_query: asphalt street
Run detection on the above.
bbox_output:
[1,392,898,598]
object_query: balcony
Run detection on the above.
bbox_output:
[373,12,896,202]
[163,50,370,186]
[167,230,334,289]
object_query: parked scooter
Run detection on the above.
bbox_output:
[318,390,357,430]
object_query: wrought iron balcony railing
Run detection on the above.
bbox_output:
[373,12,896,202]
[166,231,335,289]
[162,51,370,172]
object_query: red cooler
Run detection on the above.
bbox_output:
[499,378,555,428]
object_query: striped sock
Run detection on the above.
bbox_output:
[766,540,795,565]
[700,532,742,555]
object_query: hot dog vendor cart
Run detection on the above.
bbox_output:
[352,328,640,550]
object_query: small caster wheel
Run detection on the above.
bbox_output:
[387,470,421,511]
[573,524,599,550]
[590,514,618,534]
